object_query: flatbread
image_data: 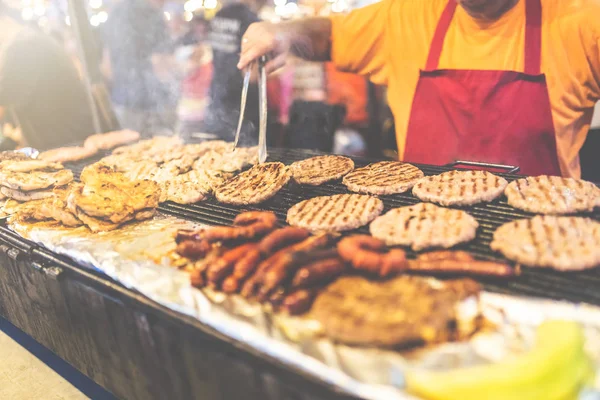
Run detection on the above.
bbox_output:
[0,168,73,191]
[0,186,54,201]
[412,170,508,206]
[491,216,600,271]
[193,146,258,173]
[342,161,424,195]
[312,276,481,346]
[505,175,600,215]
[39,146,98,163]
[162,169,231,204]
[369,203,478,251]
[84,130,141,150]
[0,159,63,173]
[215,162,290,205]
[287,194,383,232]
[290,155,354,185]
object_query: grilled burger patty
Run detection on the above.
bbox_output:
[215,162,290,205]
[290,155,355,186]
[370,202,479,251]
[491,215,600,271]
[343,161,424,195]
[505,175,600,215]
[412,170,508,206]
[287,194,384,232]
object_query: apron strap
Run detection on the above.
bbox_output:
[425,0,542,75]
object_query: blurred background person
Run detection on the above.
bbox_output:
[176,14,214,137]
[0,0,95,150]
[203,0,268,144]
[102,0,179,135]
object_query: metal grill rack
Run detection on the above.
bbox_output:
[52,147,600,306]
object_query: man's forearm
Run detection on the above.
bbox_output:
[284,18,332,62]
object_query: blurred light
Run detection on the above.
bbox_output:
[97,11,108,22]
[33,5,45,16]
[284,2,297,13]
[21,0,32,6]
[89,0,102,9]
[38,15,48,28]
[331,0,347,12]
[65,15,71,25]
[274,4,285,15]
[204,0,217,10]
[90,14,100,26]
[273,0,286,6]
[21,7,34,20]
[164,11,171,20]
[184,11,193,21]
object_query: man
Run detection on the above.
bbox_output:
[102,0,178,134]
[0,1,95,150]
[204,0,267,144]
[239,0,600,178]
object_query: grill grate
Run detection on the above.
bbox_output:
[60,147,600,306]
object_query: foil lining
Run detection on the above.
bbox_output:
[10,216,600,400]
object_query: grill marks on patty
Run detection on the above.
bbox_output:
[412,170,508,206]
[290,155,355,185]
[505,175,600,215]
[343,161,424,195]
[287,194,384,232]
[215,162,291,205]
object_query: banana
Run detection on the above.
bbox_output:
[405,320,594,400]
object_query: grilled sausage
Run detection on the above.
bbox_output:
[409,259,515,277]
[291,258,346,289]
[417,251,475,263]
[338,235,407,277]
[281,289,319,315]
[176,239,212,260]
[258,227,310,255]
[206,243,256,285]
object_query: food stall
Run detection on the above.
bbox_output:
[1,0,600,399]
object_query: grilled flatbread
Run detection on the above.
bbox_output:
[73,206,121,232]
[312,276,481,346]
[0,159,63,173]
[39,146,98,163]
[84,130,141,150]
[370,203,478,251]
[0,168,73,191]
[0,152,30,162]
[215,162,290,205]
[491,216,600,271]
[505,176,600,214]
[12,199,52,223]
[0,186,54,201]
[287,194,383,232]
[412,170,508,206]
[342,161,424,195]
[194,146,258,173]
[162,169,231,204]
[290,155,354,185]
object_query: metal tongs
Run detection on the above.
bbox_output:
[233,56,268,164]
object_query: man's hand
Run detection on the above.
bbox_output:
[238,22,290,74]
[238,18,333,74]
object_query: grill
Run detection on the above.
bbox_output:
[32,147,600,306]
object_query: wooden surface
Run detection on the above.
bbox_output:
[0,236,356,400]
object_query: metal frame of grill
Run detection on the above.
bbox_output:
[20,147,600,306]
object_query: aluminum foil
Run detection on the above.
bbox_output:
[10,216,600,400]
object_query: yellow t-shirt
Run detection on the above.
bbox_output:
[330,0,600,178]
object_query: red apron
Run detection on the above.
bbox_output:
[403,0,561,176]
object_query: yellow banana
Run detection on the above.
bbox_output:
[405,320,593,400]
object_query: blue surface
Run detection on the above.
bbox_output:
[0,317,117,400]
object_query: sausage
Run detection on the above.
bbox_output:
[175,229,200,244]
[417,251,474,263]
[257,234,335,300]
[409,259,515,277]
[291,258,346,289]
[176,239,213,260]
[268,287,287,308]
[258,227,310,255]
[281,289,319,316]
[232,248,263,279]
[206,243,256,285]
[241,233,333,299]
[185,251,222,288]
[337,235,407,277]
[221,276,241,294]
[199,211,278,243]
